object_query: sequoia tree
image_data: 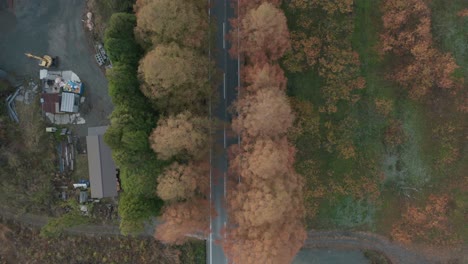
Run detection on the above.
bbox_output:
[155,199,210,244]
[156,162,209,201]
[232,87,294,139]
[149,112,209,160]
[234,3,290,63]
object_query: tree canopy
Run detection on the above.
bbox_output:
[134,0,208,48]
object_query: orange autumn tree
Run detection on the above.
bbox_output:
[243,63,287,92]
[149,111,209,160]
[234,3,290,63]
[156,162,209,202]
[380,0,461,98]
[232,87,294,139]
[391,194,459,245]
[224,1,306,262]
[155,198,210,244]
[225,139,306,263]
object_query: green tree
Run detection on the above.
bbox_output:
[138,43,211,112]
[134,0,208,48]
[104,13,142,65]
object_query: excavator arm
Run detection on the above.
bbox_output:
[25,53,53,68]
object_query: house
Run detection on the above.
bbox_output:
[86,126,118,198]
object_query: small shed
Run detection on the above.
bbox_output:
[60,92,79,113]
[86,126,117,198]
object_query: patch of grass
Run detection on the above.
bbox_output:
[71,154,89,182]
[431,0,468,79]
[178,240,206,264]
[375,189,402,235]
[334,197,376,229]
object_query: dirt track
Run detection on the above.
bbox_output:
[0,0,113,136]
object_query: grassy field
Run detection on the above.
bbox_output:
[286,0,467,243]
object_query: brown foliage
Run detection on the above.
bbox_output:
[384,119,405,147]
[149,112,209,160]
[288,98,320,142]
[374,99,394,117]
[225,2,305,261]
[155,199,210,245]
[391,194,460,246]
[318,46,365,112]
[284,32,322,73]
[290,0,353,14]
[134,0,208,47]
[233,3,290,63]
[380,0,461,98]
[236,0,282,17]
[138,43,211,102]
[225,136,305,262]
[243,63,287,91]
[232,87,294,139]
[230,137,295,181]
[457,9,468,17]
[156,162,209,201]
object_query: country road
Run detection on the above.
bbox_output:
[207,0,239,263]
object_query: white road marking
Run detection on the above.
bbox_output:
[224,124,226,148]
[223,22,226,49]
[223,73,226,99]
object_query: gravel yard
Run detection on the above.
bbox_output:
[0,0,113,136]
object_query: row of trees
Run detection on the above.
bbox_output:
[132,0,212,243]
[224,2,306,263]
[103,13,165,234]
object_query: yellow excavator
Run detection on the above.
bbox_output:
[25,53,58,68]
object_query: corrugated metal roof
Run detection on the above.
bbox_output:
[87,126,117,198]
[60,92,76,112]
[41,93,60,114]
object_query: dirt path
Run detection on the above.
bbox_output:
[305,230,467,264]
[3,206,464,264]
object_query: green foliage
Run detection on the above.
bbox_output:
[118,191,163,235]
[40,200,92,238]
[104,13,142,66]
[107,63,148,107]
[431,0,468,79]
[178,241,207,264]
[102,0,134,13]
[104,14,167,235]
[363,250,391,264]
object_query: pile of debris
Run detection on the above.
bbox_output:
[6,81,39,123]
[84,12,94,31]
[39,70,86,125]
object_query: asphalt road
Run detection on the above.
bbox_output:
[0,0,113,136]
[207,0,239,263]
